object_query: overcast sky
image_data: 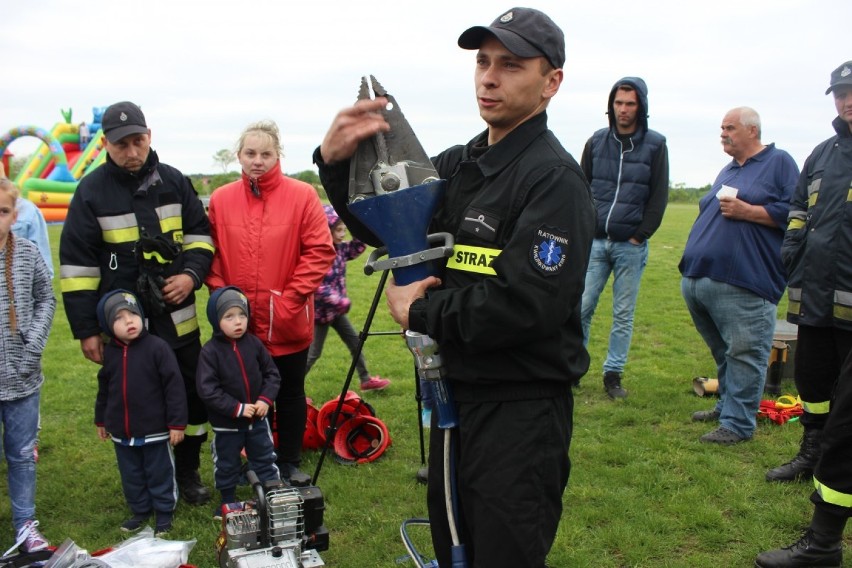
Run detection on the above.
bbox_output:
[1,0,847,187]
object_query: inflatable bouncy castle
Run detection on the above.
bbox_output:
[0,107,107,222]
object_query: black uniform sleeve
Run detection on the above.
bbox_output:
[60,183,106,339]
[314,146,384,247]
[177,176,214,288]
[780,154,812,273]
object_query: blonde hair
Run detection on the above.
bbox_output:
[0,177,20,204]
[0,177,19,333]
[234,120,285,159]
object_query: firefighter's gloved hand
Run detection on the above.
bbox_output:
[137,273,167,316]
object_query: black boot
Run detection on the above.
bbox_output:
[175,434,211,505]
[754,507,845,567]
[766,429,821,482]
[279,462,312,487]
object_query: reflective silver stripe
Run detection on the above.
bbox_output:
[156,204,183,234]
[787,287,801,302]
[836,290,852,322]
[787,210,806,222]
[59,265,100,278]
[156,204,182,220]
[807,178,821,196]
[182,234,214,246]
[97,213,137,231]
[170,304,198,336]
[97,213,139,244]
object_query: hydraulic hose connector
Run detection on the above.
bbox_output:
[406,331,458,429]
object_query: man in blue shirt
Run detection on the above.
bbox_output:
[680,106,797,445]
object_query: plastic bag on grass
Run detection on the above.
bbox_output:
[96,527,195,568]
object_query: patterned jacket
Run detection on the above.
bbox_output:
[0,236,56,400]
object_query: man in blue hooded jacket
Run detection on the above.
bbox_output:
[580,77,669,398]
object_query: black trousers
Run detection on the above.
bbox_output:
[427,394,572,568]
[273,349,309,465]
[173,341,208,475]
[794,325,852,430]
[811,345,852,516]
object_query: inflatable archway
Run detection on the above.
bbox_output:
[0,108,106,222]
[0,126,76,183]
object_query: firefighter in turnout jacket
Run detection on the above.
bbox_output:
[60,101,215,505]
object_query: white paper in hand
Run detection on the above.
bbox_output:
[716,185,738,200]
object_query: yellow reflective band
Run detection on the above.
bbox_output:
[446,244,500,276]
[174,316,199,337]
[159,216,182,234]
[171,305,198,337]
[102,226,140,244]
[97,214,139,244]
[183,239,215,254]
[787,300,801,317]
[60,276,100,293]
[788,219,805,230]
[848,188,852,202]
[142,250,173,265]
[814,477,852,508]
[801,399,830,415]
[156,204,182,235]
[808,193,818,207]
[834,304,852,322]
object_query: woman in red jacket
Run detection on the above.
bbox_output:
[207,120,335,484]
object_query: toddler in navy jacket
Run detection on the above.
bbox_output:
[197,286,281,517]
[95,289,187,535]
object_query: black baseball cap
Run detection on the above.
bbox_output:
[458,7,565,70]
[102,101,148,143]
[825,61,852,95]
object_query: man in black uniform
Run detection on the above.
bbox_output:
[315,8,594,567]
[755,60,852,568]
[60,101,214,505]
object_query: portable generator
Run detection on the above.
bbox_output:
[216,471,328,568]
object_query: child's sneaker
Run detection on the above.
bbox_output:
[17,520,49,552]
[360,376,390,391]
[121,512,150,532]
[213,503,224,521]
[154,512,172,537]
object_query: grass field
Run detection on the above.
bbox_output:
[2,202,846,567]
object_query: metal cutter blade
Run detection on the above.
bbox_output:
[348,75,439,202]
